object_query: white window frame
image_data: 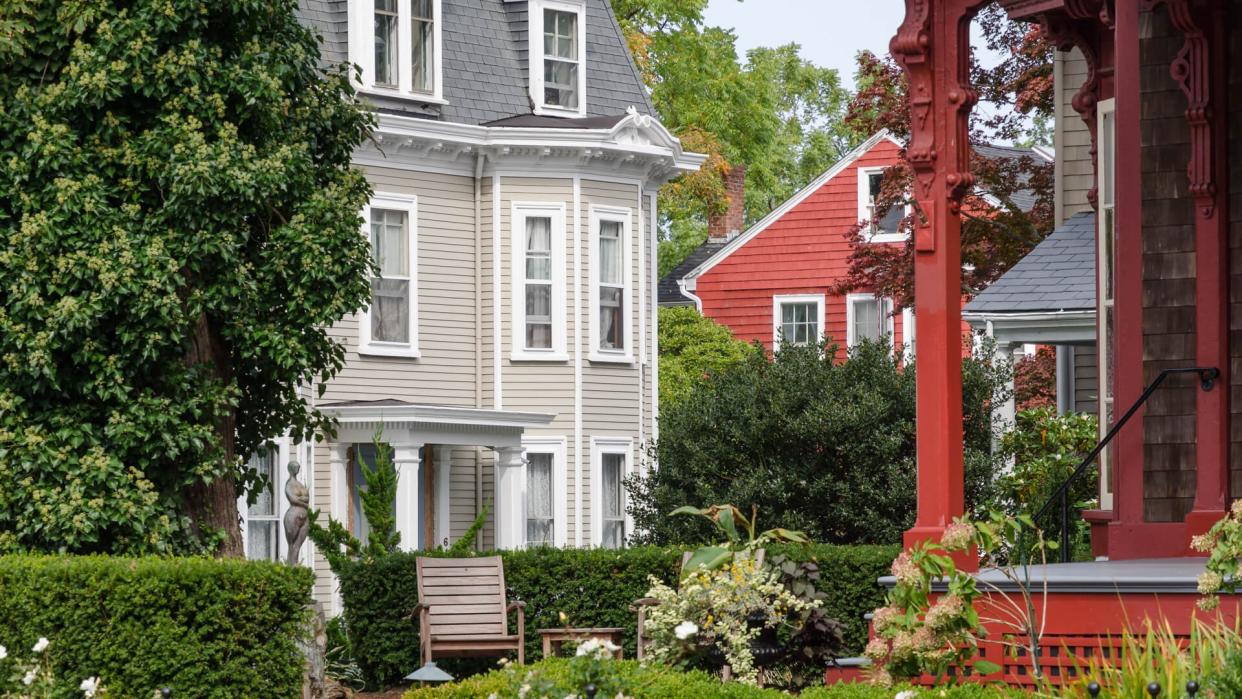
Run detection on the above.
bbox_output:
[1097,97,1116,512]
[589,206,634,363]
[771,294,825,347]
[511,202,568,361]
[857,166,908,244]
[359,193,420,358]
[901,306,916,362]
[239,437,290,563]
[529,0,587,117]
[521,436,568,548]
[590,436,632,548]
[846,293,895,349]
[347,0,446,103]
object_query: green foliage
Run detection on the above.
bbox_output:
[657,307,756,407]
[0,0,375,554]
[445,502,489,556]
[996,408,1098,560]
[406,658,1028,698]
[630,339,1005,547]
[308,433,401,573]
[1190,502,1242,611]
[670,503,809,577]
[612,1,853,276]
[0,555,312,698]
[336,544,894,688]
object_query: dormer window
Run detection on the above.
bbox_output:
[531,0,586,116]
[350,0,444,102]
[857,166,906,243]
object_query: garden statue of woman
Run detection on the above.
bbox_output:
[283,460,310,566]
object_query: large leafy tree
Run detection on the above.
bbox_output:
[657,306,755,407]
[612,0,851,277]
[832,6,1056,306]
[0,0,374,555]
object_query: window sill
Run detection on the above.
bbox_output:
[358,344,421,359]
[588,352,634,365]
[359,87,449,106]
[865,232,908,244]
[510,351,570,363]
[533,104,586,118]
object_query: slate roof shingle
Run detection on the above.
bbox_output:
[297,0,654,125]
[963,211,1097,315]
[658,240,727,305]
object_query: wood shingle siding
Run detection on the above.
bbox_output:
[1139,7,1197,523]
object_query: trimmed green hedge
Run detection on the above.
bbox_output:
[0,555,313,698]
[337,543,898,687]
[405,658,1030,698]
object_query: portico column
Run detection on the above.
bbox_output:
[493,446,525,550]
[892,0,986,565]
[328,442,350,523]
[392,444,423,551]
[994,340,1018,470]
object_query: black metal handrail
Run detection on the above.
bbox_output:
[1032,366,1219,562]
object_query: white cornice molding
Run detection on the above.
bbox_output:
[321,402,556,428]
[358,109,707,184]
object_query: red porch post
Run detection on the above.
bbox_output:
[1162,0,1232,539]
[891,0,984,565]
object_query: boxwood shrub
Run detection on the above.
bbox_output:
[337,543,897,687]
[405,658,1030,698]
[0,555,313,698]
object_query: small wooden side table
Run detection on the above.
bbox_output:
[538,627,626,659]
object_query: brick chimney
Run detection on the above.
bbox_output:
[708,165,746,241]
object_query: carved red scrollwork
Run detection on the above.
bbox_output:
[1145,0,1220,218]
[1038,12,1103,208]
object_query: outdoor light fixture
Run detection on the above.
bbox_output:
[405,661,454,684]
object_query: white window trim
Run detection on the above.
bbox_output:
[521,436,568,548]
[589,206,634,364]
[1097,97,1116,512]
[846,293,895,349]
[238,436,290,563]
[771,294,825,347]
[359,193,420,358]
[529,0,588,117]
[590,436,632,548]
[348,0,446,103]
[857,165,908,244]
[901,306,916,362]
[511,202,568,361]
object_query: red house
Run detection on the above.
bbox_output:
[889,0,1242,682]
[659,131,1047,359]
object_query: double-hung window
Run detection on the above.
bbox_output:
[1097,98,1116,511]
[351,0,443,100]
[857,166,906,243]
[847,293,894,349]
[522,437,566,547]
[531,0,586,115]
[244,444,280,561]
[590,207,632,362]
[512,203,567,360]
[592,438,631,549]
[360,194,419,357]
[772,294,824,347]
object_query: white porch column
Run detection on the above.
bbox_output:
[994,340,1018,470]
[493,446,525,550]
[392,444,423,551]
[1056,345,1075,415]
[328,442,350,522]
[435,449,451,549]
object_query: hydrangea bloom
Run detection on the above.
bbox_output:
[673,621,698,640]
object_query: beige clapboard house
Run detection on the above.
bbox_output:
[238,0,703,610]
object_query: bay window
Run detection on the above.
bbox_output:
[772,294,824,347]
[522,437,566,547]
[531,0,586,115]
[512,203,567,360]
[360,194,419,357]
[350,0,443,100]
[1098,98,1116,511]
[592,438,631,549]
[590,207,632,362]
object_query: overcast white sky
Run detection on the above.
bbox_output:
[702,1,1002,91]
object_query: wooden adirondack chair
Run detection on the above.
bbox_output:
[632,549,765,660]
[415,556,526,665]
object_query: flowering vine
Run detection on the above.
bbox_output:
[1191,500,1242,611]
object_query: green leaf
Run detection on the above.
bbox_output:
[680,546,733,578]
[972,660,1002,675]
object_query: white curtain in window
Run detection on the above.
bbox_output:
[245,447,279,561]
[598,221,623,350]
[412,0,434,93]
[601,453,625,548]
[525,217,553,349]
[526,453,554,546]
[371,209,410,344]
[542,9,579,108]
[853,298,881,343]
[779,302,817,346]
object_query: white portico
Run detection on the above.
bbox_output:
[319,400,554,552]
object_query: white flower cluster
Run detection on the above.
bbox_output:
[574,638,621,660]
[0,635,104,697]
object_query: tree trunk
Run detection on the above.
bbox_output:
[184,310,244,557]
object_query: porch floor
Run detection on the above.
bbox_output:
[974,557,1208,594]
